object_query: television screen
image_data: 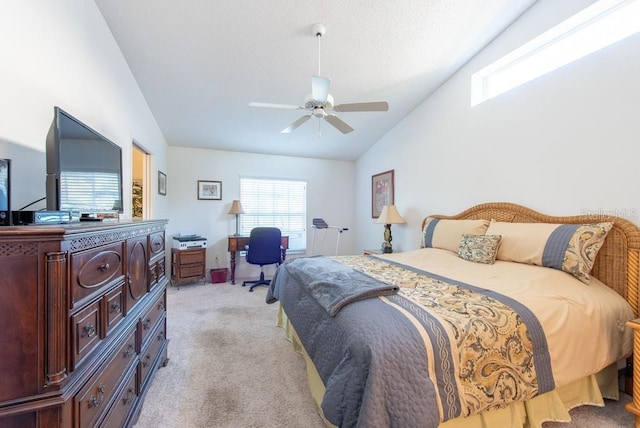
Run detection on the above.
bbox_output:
[0,158,10,225]
[46,108,123,213]
[0,159,9,212]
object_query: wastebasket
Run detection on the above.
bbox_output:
[209,268,228,284]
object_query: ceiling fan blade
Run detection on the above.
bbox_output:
[324,114,354,134]
[311,76,330,104]
[249,102,302,109]
[281,115,312,133]
[333,101,389,112]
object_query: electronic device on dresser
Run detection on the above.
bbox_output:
[45,106,124,216]
[11,209,78,225]
[0,220,169,427]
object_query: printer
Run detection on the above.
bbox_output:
[172,235,207,250]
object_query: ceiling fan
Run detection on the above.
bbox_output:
[249,23,389,135]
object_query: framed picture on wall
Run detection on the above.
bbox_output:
[197,180,222,200]
[158,171,167,196]
[371,169,394,218]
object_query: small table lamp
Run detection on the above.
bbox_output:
[228,200,245,236]
[376,204,405,253]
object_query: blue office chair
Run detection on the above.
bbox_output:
[242,227,283,292]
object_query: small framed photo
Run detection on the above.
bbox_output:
[371,169,394,218]
[197,180,222,200]
[158,171,167,196]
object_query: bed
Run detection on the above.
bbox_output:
[266,202,640,428]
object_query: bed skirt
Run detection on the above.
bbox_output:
[276,305,621,428]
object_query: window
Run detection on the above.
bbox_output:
[471,0,640,106]
[240,177,307,252]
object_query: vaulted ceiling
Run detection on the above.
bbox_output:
[95,0,537,161]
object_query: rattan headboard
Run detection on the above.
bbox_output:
[422,202,640,317]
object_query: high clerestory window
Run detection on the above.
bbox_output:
[471,0,640,106]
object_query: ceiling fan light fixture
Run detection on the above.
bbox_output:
[249,23,389,135]
[304,93,333,109]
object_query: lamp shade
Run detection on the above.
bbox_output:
[377,205,405,224]
[228,200,245,215]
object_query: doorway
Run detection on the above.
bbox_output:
[132,144,150,219]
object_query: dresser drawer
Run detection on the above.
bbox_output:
[149,263,158,289]
[71,242,125,309]
[149,232,165,259]
[139,317,166,390]
[151,257,166,289]
[71,301,102,369]
[178,250,205,265]
[75,327,137,428]
[99,366,138,428]
[140,291,166,347]
[104,284,125,335]
[179,264,205,278]
[156,257,166,281]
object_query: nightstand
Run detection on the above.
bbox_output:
[625,319,640,426]
[171,247,206,287]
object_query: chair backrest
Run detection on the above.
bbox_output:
[246,227,282,265]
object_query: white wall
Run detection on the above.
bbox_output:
[0,0,168,218]
[356,0,640,253]
[4,0,638,273]
[166,147,355,279]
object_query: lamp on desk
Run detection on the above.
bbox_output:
[376,205,405,253]
[228,200,245,236]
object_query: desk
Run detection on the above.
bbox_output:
[227,235,289,284]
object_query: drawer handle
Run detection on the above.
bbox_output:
[157,331,165,342]
[88,383,105,408]
[83,323,96,338]
[110,302,122,314]
[142,319,152,330]
[122,387,136,405]
[157,301,165,311]
[142,354,151,368]
[124,344,135,358]
[98,263,110,272]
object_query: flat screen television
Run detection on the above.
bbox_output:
[46,107,123,213]
[0,159,10,225]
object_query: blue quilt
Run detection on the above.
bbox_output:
[281,256,399,316]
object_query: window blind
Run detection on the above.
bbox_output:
[240,177,307,252]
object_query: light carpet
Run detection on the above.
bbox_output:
[133,281,633,428]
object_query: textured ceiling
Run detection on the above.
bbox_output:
[95,0,537,161]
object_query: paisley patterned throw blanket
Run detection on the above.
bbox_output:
[268,255,554,427]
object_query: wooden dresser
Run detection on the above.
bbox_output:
[0,220,169,427]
